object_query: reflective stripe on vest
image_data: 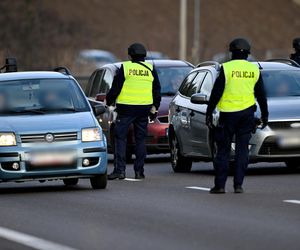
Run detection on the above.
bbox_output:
[116,61,154,105]
[217,60,260,112]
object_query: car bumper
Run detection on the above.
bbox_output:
[245,128,300,162]
[0,140,107,182]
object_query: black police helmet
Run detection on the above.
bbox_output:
[128,43,147,57]
[229,38,251,54]
[293,37,300,50]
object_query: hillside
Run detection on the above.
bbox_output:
[0,0,299,74]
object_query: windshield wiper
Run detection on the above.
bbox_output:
[37,107,79,113]
[0,107,81,115]
[0,109,46,115]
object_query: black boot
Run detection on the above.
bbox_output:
[135,171,145,179]
[234,185,244,193]
[108,171,126,180]
[210,186,225,194]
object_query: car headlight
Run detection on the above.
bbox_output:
[0,133,16,146]
[82,128,102,142]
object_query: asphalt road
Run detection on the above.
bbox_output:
[0,155,299,250]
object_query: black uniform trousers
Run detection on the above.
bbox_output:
[213,106,255,188]
[113,106,150,174]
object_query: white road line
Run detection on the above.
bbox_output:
[185,186,210,192]
[0,226,77,250]
[124,178,141,182]
[283,200,300,205]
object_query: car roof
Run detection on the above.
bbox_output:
[0,71,71,81]
[255,62,300,71]
[193,61,300,73]
[101,59,194,71]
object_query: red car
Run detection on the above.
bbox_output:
[85,59,194,160]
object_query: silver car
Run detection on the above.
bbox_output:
[168,60,300,172]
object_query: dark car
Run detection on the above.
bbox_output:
[169,60,300,173]
[85,59,194,160]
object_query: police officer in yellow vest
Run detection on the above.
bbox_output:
[106,43,161,180]
[206,38,268,194]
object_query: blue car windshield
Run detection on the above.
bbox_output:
[262,70,300,97]
[156,66,193,95]
[0,78,90,115]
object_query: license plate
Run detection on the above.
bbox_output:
[29,152,76,166]
[277,136,300,148]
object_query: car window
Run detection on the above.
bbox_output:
[190,71,207,95]
[179,71,207,98]
[90,70,104,98]
[179,72,198,97]
[99,70,113,94]
[156,66,194,95]
[199,72,213,97]
[262,70,300,97]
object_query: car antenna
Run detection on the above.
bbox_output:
[256,61,263,70]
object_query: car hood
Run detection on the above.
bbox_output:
[158,96,173,116]
[257,97,300,121]
[0,112,96,133]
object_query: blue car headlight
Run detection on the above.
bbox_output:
[81,128,102,142]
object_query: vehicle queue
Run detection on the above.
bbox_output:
[0,38,299,193]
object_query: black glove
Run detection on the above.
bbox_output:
[206,114,214,129]
[149,112,157,122]
[252,117,262,133]
[261,117,268,129]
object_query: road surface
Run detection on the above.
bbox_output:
[0,156,299,250]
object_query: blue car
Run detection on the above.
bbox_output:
[0,67,107,189]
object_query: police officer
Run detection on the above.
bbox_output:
[290,37,300,65]
[206,38,269,194]
[106,43,161,180]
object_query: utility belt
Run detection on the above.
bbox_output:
[116,104,152,116]
[219,105,256,116]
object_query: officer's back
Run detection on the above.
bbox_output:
[106,43,161,180]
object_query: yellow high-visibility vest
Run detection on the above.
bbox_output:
[116,61,154,105]
[217,60,260,112]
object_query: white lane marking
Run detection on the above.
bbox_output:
[283,200,300,205]
[185,186,210,192]
[0,226,77,250]
[124,178,141,182]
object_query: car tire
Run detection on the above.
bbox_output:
[90,173,107,189]
[170,133,192,173]
[285,160,300,169]
[63,178,79,186]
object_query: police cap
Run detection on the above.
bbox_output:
[128,43,147,57]
[229,38,251,54]
[293,37,300,50]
